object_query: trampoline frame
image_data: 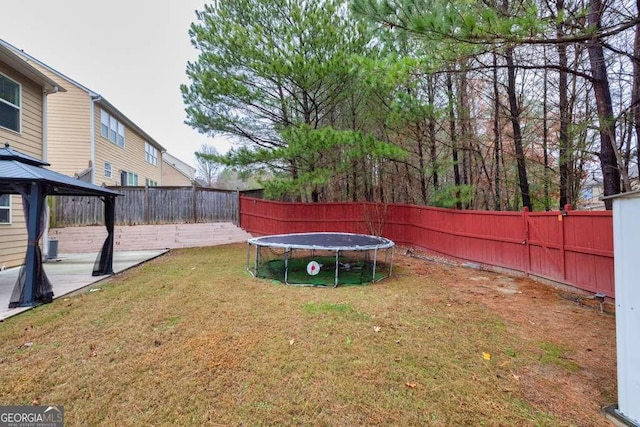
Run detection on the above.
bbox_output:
[246,232,395,287]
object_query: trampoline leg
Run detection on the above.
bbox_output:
[389,247,395,278]
[334,250,340,288]
[372,248,378,283]
[254,244,260,277]
[246,243,254,277]
[284,248,290,284]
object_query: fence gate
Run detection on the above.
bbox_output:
[522,208,565,282]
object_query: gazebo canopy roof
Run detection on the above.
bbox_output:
[2,143,119,308]
[0,143,119,197]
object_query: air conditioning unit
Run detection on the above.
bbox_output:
[47,239,58,260]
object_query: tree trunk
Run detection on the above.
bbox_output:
[415,122,429,204]
[427,75,439,191]
[458,70,471,188]
[557,0,571,209]
[586,0,621,209]
[505,46,532,210]
[542,62,550,211]
[290,159,300,202]
[633,0,640,174]
[492,52,501,210]
[446,72,462,209]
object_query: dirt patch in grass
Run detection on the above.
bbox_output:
[0,244,616,425]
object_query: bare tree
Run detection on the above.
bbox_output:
[195,143,221,187]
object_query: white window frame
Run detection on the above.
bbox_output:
[145,178,158,187]
[100,108,125,148]
[121,171,138,186]
[104,162,112,178]
[0,194,12,225]
[0,72,21,133]
[100,109,109,139]
[117,121,125,147]
[145,142,158,166]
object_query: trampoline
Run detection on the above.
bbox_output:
[247,232,395,287]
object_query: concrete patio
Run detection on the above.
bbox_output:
[0,222,253,321]
[0,250,167,320]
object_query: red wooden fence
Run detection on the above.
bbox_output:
[240,197,614,297]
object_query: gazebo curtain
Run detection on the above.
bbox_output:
[92,195,115,276]
[8,189,117,307]
[9,184,53,307]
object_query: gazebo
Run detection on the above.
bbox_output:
[0,143,119,307]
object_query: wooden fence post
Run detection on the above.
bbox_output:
[236,191,241,226]
[193,185,198,224]
[144,186,150,225]
[522,207,530,276]
[559,204,572,280]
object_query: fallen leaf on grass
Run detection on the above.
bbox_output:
[405,382,417,388]
[482,352,491,361]
[289,338,295,346]
[32,397,40,405]
[373,326,381,332]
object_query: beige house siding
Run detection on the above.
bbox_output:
[2,42,166,188]
[162,163,193,186]
[8,52,92,177]
[0,63,45,268]
[93,107,162,186]
[44,79,92,177]
[0,62,44,158]
[0,200,28,268]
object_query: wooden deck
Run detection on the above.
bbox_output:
[49,223,252,253]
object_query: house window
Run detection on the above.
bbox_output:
[0,73,21,133]
[0,194,11,224]
[145,142,158,166]
[100,109,125,147]
[104,162,112,178]
[145,178,158,187]
[120,171,138,186]
[100,109,108,139]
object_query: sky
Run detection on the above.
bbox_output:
[2,0,233,169]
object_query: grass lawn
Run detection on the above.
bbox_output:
[0,244,616,426]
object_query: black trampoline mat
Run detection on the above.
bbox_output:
[249,232,394,250]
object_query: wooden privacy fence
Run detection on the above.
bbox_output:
[239,197,615,297]
[52,186,240,226]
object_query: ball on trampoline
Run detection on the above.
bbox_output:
[307,261,321,275]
